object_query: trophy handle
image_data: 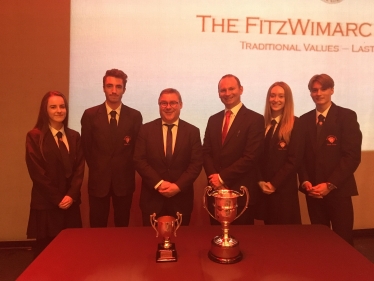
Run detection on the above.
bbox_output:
[150,213,159,237]
[203,186,217,220]
[234,186,250,220]
[174,212,182,237]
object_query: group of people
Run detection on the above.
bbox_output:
[25,69,362,257]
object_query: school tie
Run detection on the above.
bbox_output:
[164,124,175,164]
[110,111,117,128]
[56,131,72,178]
[317,114,325,138]
[222,110,232,144]
[264,119,277,157]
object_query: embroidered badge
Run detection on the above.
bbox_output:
[326,135,337,145]
[278,140,287,150]
[124,136,131,145]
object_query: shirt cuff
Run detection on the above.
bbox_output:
[155,180,163,190]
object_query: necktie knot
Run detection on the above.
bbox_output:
[110,110,117,119]
[317,114,325,125]
[271,119,277,126]
[164,124,175,130]
[56,131,63,140]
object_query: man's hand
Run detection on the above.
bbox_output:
[308,183,330,198]
[158,183,181,198]
[208,174,223,189]
[258,181,275,194]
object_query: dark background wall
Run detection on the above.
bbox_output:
[0,0,70,240]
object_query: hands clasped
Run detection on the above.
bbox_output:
[158,181,181,198]
[258,181,275,194]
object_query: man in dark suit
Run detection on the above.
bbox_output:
[133,88,203,226]
[81,69,142,227]
[299,73,362,245]
[203,74,264,225]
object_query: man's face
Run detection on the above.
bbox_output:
[103,76,125,106]
[310,81,334,109]
[159,93,182,123]
[218,76,243,109]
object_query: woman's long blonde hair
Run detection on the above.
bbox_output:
[264,82,294,144]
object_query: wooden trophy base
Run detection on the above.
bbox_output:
[156,243,177,262]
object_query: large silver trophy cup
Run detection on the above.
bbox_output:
[203,186,249,264]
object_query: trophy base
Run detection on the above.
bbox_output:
[208,236,243,264]
[156,243,177,262]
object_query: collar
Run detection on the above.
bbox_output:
[105,102,122,116]
[225,102,243,116]
[316,104,332,119]
[50,125,66,137]
[162,119,179,127]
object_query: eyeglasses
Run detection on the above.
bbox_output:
[159,101,179,108]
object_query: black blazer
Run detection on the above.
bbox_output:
[133,118,203,215]
[203,105,264,204]
[26,128,84,210]
[298,103,362,197]
[259,117,304,193]
[81,103,142,197]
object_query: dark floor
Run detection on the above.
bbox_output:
[1,236,373,281]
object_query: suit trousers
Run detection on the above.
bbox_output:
[306,195,354,245]
[89,187,133,227]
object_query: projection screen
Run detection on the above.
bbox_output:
[70,0,374,150]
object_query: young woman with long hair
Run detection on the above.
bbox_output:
[25,91,84,257]
[257,82,303,224]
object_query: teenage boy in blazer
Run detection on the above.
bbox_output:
[203,74,264,225]
[299,73,362,245]
[81,69,142,227]
[134,88,203,225]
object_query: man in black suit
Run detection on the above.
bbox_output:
[133,88,203,226]
[203,74,264,225]
[81,69,142,227]
[299,73,362,245]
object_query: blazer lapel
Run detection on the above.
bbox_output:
[222,106,246,147]
[65,128,76,165]
[317,103,337,149]
[172,120,186,161]
[306,111,318,153]
[45,130,63,163]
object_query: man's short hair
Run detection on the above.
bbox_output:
[103,69,128,87]
[159,88,182,103]
[218,74,242,89]
[308,74,334,91]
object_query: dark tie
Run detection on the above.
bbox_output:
[164,124,175,164]
[317,114,325,138]
[110,111,117,138]
[110,110,117,127]
[222,110,232,144]
[264,119,277,157]
[56,131,72,178]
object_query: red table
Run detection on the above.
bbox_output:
[17,225,374,281]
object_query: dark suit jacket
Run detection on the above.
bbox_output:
[81,103,142,197]
[26,128,85,210]
[133,118,203,216]
[203,105,264,205]
[259,117,304,193]
[298,102,362,197]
